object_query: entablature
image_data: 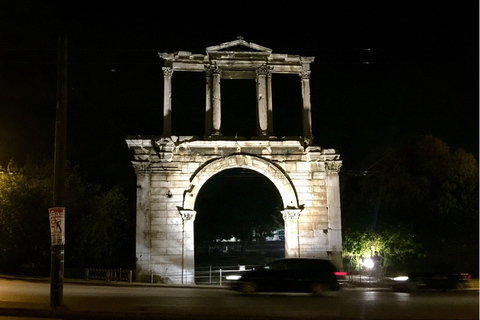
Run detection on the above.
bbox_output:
[127,137,341,170]
[158,38,314,76]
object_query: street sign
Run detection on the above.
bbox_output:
[49,207,65,245]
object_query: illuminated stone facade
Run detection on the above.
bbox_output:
[126,39,342,284]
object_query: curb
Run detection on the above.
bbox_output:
[1,274,479,291]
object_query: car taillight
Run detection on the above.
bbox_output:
[334,271,347,276]
[461,273,471,280]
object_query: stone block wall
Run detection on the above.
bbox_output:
[128,137,342,283]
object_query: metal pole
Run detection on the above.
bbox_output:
[51,32,67,308]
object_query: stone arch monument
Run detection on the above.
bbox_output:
[126,38,342,284]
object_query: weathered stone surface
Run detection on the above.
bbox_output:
[126,40,343,284]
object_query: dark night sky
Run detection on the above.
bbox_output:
[0,1,478,189]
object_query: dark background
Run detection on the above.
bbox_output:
[0,1,478,188]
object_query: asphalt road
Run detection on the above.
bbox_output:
[0,278,478,319]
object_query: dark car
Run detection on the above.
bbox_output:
[392,271,471,291]
[230,258,340,295]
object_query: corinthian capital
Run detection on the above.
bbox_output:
[257,64,273,76]
[162,67,173,78]
[325,160,342,172]
[205,64,221,75]
[204,64,216,76]
[178,209,197,222]
[281,208,302,220]
[132,161,152,174]
[300,70,311,79]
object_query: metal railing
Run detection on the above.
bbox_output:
[83,265,260,285]
[195,264,259,286]
[85,268,133,282]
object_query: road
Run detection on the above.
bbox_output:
[0,278,478,319]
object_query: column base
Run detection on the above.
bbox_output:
[251,135,278,141]
[205,133,229,140]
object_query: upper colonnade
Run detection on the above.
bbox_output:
[159,37,315,145]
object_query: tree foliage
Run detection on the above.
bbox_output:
[341,135,479,274]
[0,159,134,275]
[0,159,53,274]
[342,227,418,272]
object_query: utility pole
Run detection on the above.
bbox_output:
[51,31,67,308]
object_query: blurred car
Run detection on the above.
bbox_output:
[392,271,471,291]
[230,258,341,295]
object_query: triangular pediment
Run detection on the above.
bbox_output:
[206,37,272,54]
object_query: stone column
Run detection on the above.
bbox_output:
[300,70,313,145]
[267,70,274,136]
[325,160,343,270]
[162,67,173,137]
[211,66,222,136]
[204,65,214,138]
[178,209,196,285]
[133,162,152,282]
[256,65,270,136]
[281,208,302,258]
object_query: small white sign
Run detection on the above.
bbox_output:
[49,207,65,245]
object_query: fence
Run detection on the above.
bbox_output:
[195,265,260,286]
[83,265,260,285]
[85,268,133,282]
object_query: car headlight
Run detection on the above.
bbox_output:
[393,276,409,281]
[226,275,242,281]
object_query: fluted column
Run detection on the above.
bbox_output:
[267,70,274,136]
[132,162,152,282]
[301,70,313,145]
[256,65,271,136]
[178,209,197,285]
[211,66,222,136]
[325,161,343,269]
[204,65,214,137]
[281,208,303,258]
[162,67,173,137]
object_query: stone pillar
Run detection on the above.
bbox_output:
[281,208,302,258]
[300,70,313,145]
[162,67,173,137]
[256,65,270,136]
[211,66,222,136]
[204,65,214,137]
[178,209,196,285]
[326,161,343,270]
[267,70,274,136]
[133,162,152,282]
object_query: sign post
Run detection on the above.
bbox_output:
[49,207,65,307]
[51,31,67,308]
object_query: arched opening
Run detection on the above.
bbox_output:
[183,154,299,210]
[193,168,285,282]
